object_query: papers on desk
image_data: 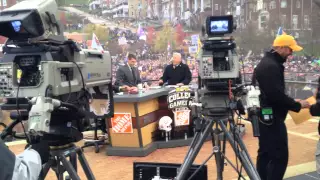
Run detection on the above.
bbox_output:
[288,96,316,125]
[166,85,178,88]
[149,86,161,89]
[166,85,190,88]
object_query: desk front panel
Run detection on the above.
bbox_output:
[108,98,160,148]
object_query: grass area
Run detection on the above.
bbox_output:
[64,0,89,5]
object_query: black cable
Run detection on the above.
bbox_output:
[65,71,72,102]
[72,61,85,90]
[16,69,31,144]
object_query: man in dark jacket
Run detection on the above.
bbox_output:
[255,34,310,180]
[159,52,192,86]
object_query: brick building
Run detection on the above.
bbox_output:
[241,0,313,39]
[0,0,16,10]
[207,0,229,16]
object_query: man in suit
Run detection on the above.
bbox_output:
[159,52,192,86]
[115,53,141,90]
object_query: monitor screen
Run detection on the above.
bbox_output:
[11,21,22,33]
[133,162,208,180]
[206,15,233,36]
[0,10,44,40]
[210,20,229,33]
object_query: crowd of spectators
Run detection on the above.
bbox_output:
[240,54,320,74]
[111,54,198,85]
[110,52,320,85]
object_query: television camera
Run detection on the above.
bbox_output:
[173,15,261,180]
[0,0,113,179]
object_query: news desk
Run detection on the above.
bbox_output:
[106,88,195,157]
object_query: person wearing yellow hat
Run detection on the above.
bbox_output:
[254,34,310,180]
[272,34,303,56]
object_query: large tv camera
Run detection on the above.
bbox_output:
[172,16,261,180]
[0,0,113,146]
[197,15,241,116]
[197,15,260,135]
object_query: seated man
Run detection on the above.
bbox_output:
[115,53,141,88]
[159,52,192,86]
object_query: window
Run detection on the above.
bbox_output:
[263,2,268,10]
[281,0,287,8]
[281,14,287,27]
[304,15,309,29]
[269,1,276,9]
[215,4,219,10]
[292,15,298,29]
[296,0,301,8]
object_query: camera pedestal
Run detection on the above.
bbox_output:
[41,144,95,180]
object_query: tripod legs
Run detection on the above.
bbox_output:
[175,119,215,180]
[217,120,260,180]
[212,126,224,180]
[41,146,96,180]
[175,118,260,180]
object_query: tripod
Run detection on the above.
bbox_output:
[175,112,260,180]
[41,143,96,180]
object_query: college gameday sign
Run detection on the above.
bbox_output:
[167,87,193,109]
[167,87,193,127]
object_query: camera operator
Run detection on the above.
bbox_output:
[0,138,49,180]
[255,34,310,180]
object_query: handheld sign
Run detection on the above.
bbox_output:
[167,86,193,127]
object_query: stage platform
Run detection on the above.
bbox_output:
[6,116,319,180]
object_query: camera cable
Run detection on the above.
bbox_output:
[15,69,31,144]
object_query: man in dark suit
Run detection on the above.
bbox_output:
[115,54,141,89]
[159,52,192,86]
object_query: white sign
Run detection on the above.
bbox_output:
[118,36,127,45]
[191,34,199,45]
[188,46,197,54]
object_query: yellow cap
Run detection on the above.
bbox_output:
[272,34,303,52]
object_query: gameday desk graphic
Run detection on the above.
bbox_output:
[106,88,196,157]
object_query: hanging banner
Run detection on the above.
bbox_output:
[167,87,193,127]
[111,113,133,133]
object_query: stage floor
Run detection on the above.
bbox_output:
[7,116,319,180]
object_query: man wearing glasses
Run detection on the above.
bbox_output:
[254,34,310,180]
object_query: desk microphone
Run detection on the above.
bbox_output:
[161,82,168,87]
